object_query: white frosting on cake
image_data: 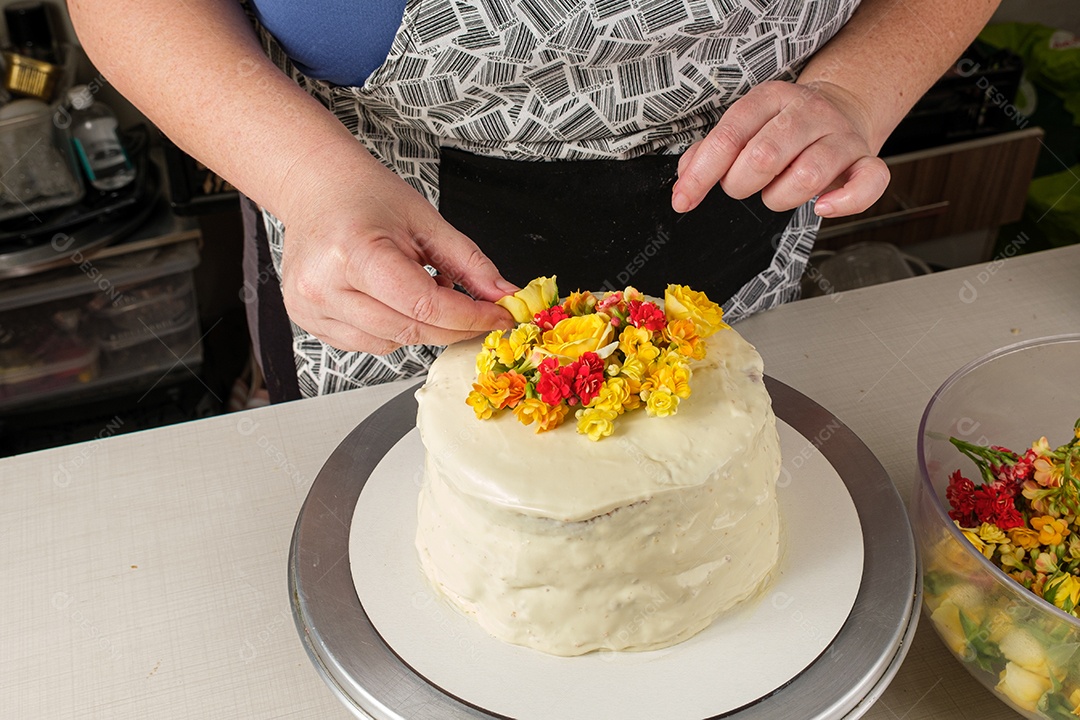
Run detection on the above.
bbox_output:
[414,326,781,656]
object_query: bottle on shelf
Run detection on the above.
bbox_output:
[66,85,135,191]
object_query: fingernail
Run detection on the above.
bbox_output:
[495,279,519,295]
[814,200,833,216]
[672,191,691,214]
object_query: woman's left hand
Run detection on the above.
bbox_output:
[671,80,890,218]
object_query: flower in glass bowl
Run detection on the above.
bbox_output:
[913,334,1080,719]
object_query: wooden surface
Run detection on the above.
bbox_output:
[2,244,1078,719]
[819,128,1044,249]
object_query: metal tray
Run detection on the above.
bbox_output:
[290,377,920,720]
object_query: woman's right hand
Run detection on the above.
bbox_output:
[276,143,518,355]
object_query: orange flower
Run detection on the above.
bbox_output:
[1031,515,1070,546]
[562,290,597,316]
[513,398,569,432]
[663,319,706,360]
[474,371,528,409]
[1008,527,1041,550]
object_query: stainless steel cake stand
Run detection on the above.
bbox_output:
[289,378,920,720]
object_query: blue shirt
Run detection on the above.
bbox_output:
[249,0,407,87]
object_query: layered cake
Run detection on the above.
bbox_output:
[414,280,781,656]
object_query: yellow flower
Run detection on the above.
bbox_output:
[978,523,1008,544]
[664,284,729,337]
[496,276,558,323]
[513,397,568,432]
[1032,515,1069,545]
[482,329,504,351]
[623,286,645,303]
[476,349,497,375]
[996,661,1052,712]
[1068,688,1080,716]
[1032,436,1053,457]
[959,525,991,558]
[618,354,648,386]
[593,376,637,414]
[641,351,692,399]
[1043,572,1080,613]
[466,390,494,420]
[576,406,617,441]
[999,628,1050,676]
[541,314,615,360]
[1034,551,1059,575]
[618,325,660,362]
[1009,527,1041,550]
[668,360,692,399]
[496,323,540,366]
[645,388,679,418]
[929,600,968,657]
[1000,544,1026,570]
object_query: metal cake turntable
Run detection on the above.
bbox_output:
[289,377,919,720]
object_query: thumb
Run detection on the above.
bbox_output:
[420,221,519,302]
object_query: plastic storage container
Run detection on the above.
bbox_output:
[0,239,201,410]
[0,42,83,221]
[0,296,97,402]
[93,271,199,375]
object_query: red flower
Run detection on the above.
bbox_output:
[533,305,569,331]
[627,301,666,332]
[1012,449,1037,484]
[570,352,605,406]
[536,357,574,406]
[994,504,1025,531]
[577,351,604,377]
[972,481,1025,530]
[947,470,977,525]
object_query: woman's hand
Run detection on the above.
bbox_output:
[671,80,890,218]
[277,144,517,355]
[69,0,516,357]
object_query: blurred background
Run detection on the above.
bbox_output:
[0,0,1077,456]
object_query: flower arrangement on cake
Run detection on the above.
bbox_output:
[466,276,728,441]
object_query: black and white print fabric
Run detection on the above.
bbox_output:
[253,0,860,396]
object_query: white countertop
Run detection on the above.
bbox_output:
[4,244,1078,720]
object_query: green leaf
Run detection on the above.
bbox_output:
[924,570,958,597]
[1037,689,1076,720]
[959,609,1005,674]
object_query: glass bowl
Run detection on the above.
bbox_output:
[913,334,1080,718]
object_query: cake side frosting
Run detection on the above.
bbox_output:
[414,325,782,655]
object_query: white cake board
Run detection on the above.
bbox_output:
[349,419,863,720]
